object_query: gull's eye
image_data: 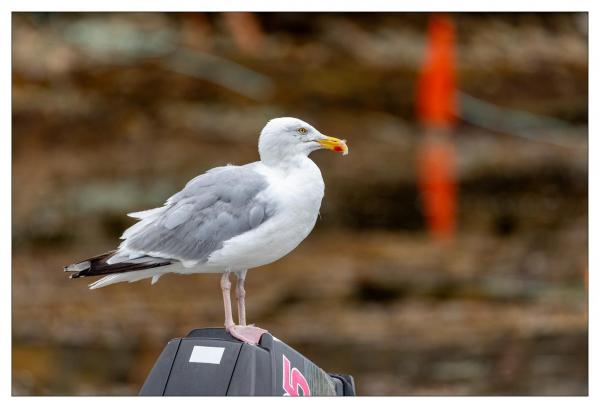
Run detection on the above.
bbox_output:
[297,127,308,135]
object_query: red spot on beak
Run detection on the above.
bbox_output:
[334,146,343,152]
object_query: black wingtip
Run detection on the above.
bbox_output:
[64,251,171,280]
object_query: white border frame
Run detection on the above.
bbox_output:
[2,1,595,406]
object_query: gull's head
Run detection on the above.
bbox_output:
[258,117,348,166]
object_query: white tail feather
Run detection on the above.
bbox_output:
[89,269,164,290]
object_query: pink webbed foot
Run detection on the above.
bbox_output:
[227,325,269,345]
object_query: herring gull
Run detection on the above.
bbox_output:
[65,117,349,344]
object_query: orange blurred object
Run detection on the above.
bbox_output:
[416,14,458,240]
[417,14,457,127]
[417,136,457,239]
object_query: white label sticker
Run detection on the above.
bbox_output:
[189,345,225,364]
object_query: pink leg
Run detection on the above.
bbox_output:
[235,269,247,326]
[226,270,268,345]
[221,272,235,331]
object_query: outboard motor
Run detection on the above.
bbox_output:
[140,328,356,396]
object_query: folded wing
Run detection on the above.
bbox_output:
[111,164,273,268]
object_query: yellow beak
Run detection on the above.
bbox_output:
[317,135,349,156]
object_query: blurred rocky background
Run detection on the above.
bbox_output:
[12,12,587,395]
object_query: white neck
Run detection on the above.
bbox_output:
[262,153,316,175]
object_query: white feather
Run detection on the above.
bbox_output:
[89,268,166,289]
[127,207,165,219]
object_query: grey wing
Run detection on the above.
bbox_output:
[115,164,273,266]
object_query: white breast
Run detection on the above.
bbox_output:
[205,157,324,271]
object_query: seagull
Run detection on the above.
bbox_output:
[65,117,348,344]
